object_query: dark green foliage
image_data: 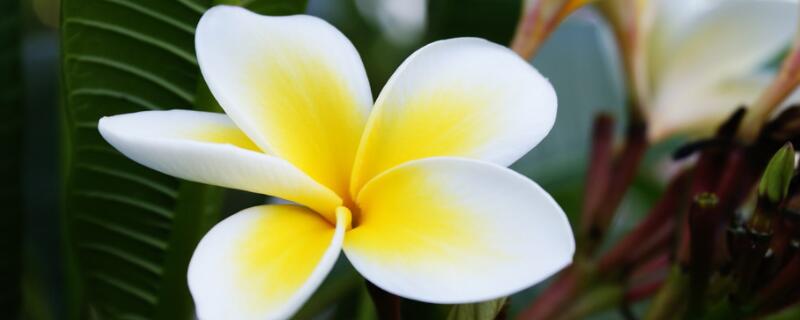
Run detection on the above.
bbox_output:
[59,1,306,319]
[427,0,521,45]
[0,0,23,318]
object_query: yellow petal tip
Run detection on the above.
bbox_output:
[336,206,353,231]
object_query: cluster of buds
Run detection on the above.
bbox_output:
[653,105,800,318]
[521,96,800,320]
[516,0,800,318]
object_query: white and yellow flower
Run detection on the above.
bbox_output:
[620,0,799,140]
[98,6,574,319]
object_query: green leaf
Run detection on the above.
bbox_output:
[759,142,796,204]
[59,1,306,319]
[427,0,520,45]
[0,0,23,317]
[447,298,508,320]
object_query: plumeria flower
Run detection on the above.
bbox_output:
[628,0,799,140]
[98,6,574,320]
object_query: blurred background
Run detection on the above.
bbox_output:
[7,0,670,318]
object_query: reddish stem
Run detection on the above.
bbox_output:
[598,170,691,273]
[518,267,581,320]
[757,252,800,308]
[593,123,648,236]
[626,277,667,303]
[630,254,670,280]
[685,193,719,315]
[768,211,800,271]
[623,255,670,317]
[581,114,616,239]
[522,121,648,320]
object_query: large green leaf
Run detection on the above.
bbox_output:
[59,1,306,319]
[0,0,23,317]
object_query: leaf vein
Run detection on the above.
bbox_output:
[66,18,197,65]
[76,164,179,198]
[103,0,195,34]
[70,88,164,112]
[66,54,194,103]
[91,272,158,305]
[80,243,164,276]
[76,214,168,250]
[73,189,174,219]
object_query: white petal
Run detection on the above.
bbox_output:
[350,38,557,194]
[647,0,721,71]
[652,0,798,103]
[98,110,342,215]
[649,73,772,140]
[189,205,347,320]
[196,6,372,197]
[344,157,575,303]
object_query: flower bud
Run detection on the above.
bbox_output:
[758,143,796,205]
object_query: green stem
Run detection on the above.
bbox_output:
[519,256,596,319]
[644,266,690,320]
[558,284,624,320]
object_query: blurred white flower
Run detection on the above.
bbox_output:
[355,0,428,45]
[641,0,799,140]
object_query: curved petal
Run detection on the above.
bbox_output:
[98,110,342,216]
[649,73,772,141]
[344,157,574,303]
[196,6,373,198]
[646,0,720,79]
[350,38,557,195]
[188,205,347,320]
[652,0,798,103]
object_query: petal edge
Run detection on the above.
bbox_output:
[188,205,346,320]
[350,38,557,196]
[345,157,574,303]
[98,110,342,215]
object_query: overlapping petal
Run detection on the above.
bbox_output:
[196,6,373,198]
[98,110,342,215]
[99,7,574,317]
[188,205,347,320]
[648,0,798,139]
[646,0,720,79]
[649,74,772,140]
[344,157,574,303]
[651,0,797,94]
[350,38,557,195]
